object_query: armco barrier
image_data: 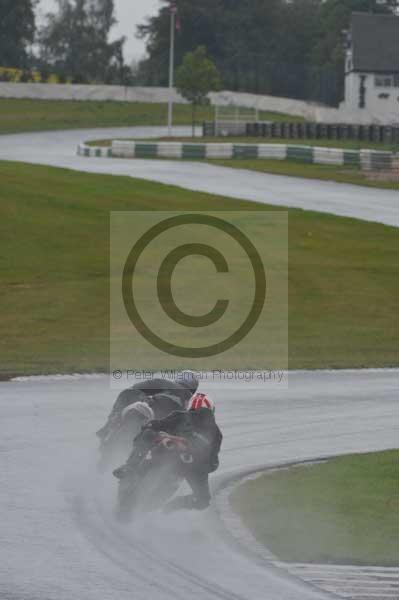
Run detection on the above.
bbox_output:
[77,141,397,170]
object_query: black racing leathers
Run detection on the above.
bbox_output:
[144,408,223,510]
[96,379,192,439]
[148,408,222,471]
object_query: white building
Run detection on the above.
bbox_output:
[344,12,399,123]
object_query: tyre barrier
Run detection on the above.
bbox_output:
[78,144,112,158]
[77,141,398,170]
[204,120,399,144]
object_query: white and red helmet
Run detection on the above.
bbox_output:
[188,393,215,413]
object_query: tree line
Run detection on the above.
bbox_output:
[0,0,129,84]
[137,0,399,105]
[1,0,398,101]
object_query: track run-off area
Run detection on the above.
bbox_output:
[1,127,399,600]
[1,126,399,226]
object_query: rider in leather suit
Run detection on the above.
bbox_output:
[114,393,222,512]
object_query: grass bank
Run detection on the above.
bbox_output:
[1,161,398,376]
[213,158,399,190]
[0,99,299,135]
[230,451,399,565]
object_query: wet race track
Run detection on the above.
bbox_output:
[2,371,399,600]
[1,128,399,599]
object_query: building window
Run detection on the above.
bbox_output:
[375,75,399,87]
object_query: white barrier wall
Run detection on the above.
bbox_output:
[209,90,399,125]
[208,90,318,120]
[0,83,188,104]
[0,82,315,116]
[1,82,398,125]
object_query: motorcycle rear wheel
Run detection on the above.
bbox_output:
[115,465,180,522]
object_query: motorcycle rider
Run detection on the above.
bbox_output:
[98,402,154,471]
[114,392,222,512]
[96,370,199,440]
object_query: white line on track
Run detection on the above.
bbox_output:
[216,464,399,600]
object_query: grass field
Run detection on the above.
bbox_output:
[1,161,398,376]
[0,99,299,135]
[230,451,399,565]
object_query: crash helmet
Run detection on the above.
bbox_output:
[188,392,215,414]
[149,392,183,418]
[121,401,154,423]
[174,370,199,394]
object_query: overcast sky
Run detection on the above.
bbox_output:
[37,0,162,62]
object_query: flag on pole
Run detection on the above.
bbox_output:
[170,2,181,31]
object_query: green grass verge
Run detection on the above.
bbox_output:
[230,450,399,565]
[1,161,398,376]
[213,158,399,190]
[0,99,300,135]
[0,99,212,134]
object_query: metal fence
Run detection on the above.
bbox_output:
[214,105,260,136]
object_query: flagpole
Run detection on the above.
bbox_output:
[168,3,176,137]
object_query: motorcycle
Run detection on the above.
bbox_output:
[114,429,193,522]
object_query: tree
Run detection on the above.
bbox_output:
[176,46,221,136]
[138,0,399,104]
[137,0,229,87]
[0,0,36,68]
[39,0,126,83]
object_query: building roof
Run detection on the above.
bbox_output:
[351,12,399,73]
